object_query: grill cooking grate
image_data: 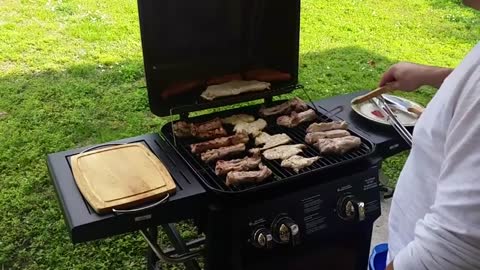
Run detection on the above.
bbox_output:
[162,101,374,193]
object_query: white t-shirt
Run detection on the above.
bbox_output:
[388,42,480,269]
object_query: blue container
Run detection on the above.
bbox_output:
[369,243,388,270]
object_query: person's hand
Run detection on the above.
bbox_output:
[379,62,430,92]
[379,62,453,91]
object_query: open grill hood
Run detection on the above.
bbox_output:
[137,0,301,116]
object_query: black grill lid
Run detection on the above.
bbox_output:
[137,0,301,116]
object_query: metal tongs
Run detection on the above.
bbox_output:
[372,96,413,146]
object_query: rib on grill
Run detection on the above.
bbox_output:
[190,132,249,154]
[276,109,317,128]
[200,143,246,163]
[215,156,262,176]
[314,136,361,155]
[225,164,272,187]
[306,121,348,133]
[259,97,308,117]
[305,130,351,144]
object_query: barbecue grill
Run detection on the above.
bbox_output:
[46,0,411,269]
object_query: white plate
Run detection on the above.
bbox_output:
[351,94,423,127]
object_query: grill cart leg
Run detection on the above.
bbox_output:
[142,224,204,270]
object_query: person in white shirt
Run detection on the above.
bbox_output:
[379,2,480,269]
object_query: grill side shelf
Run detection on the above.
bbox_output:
[47,133,207,243]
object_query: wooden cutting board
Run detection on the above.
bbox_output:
[71,143,176,214]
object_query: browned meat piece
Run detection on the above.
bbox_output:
[306,121,348,133]
[244,68,292,82]
[259,97,309,117]
[200,143,246,163]
[172,121,192,137]
[215,156,262,176]
[190,132,249,154]
[161,80,203,100]
[226,164,272,187]
[207,73,243,85]
[190,118,223,136]
[314,136,361,155]
[281,155,320,173]
[173,118,226,139]
[276,109,317,128]
[305,130,351,144]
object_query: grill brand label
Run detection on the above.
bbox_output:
[134,214,152,222]
[363,177,378,191]
[336,184,353,193]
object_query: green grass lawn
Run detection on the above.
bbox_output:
[0,0,478,269]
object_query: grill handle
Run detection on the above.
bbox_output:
[112,194,170,214]
[140,228,204,264]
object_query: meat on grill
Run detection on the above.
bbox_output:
[173,118,227,139]
[190,132,249,154]
[262,144,306,160]
[244,68,292,82]
[201,143,246,163]
[314,136,361,155]
[201,80,271,101]
[233,118,267,137]
[305,130,351,144]
[277,109,317,128]
[306,121,348,133]
[281,155,320,173]
[259,97,309,117]
[255,132,292,148]
[222,114,255,125]
[215,156,261,176]
[226,164,272,187]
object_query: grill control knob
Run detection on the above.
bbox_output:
[273,217,300,246]
[251,227,273,249]
[337,195,366,222]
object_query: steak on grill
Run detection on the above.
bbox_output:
[215,156,262,176]
[200,143,246,163]
[277,109,317,128]
[190,132,249,154]
[259,97,308,117]
[314,136,361,155]
[281,155,320,173]
[173,117,227,139]
[262,144,306,160]
[306,121,348,133]
[225,164,272,186]
[305,130,351,144]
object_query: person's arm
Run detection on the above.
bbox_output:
[379,62,453,91]
[386,77,480,270]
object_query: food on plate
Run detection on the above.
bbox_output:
[207,73,243,86]
[200,80,271,101]
[173,118,227,139]
[190,132,249,154]
[314,136,361,155]
[276,109,317,128]
[281,155,320,173]
[221,114,255,125]
[161,80,204,100]
[233,118,267,137]
[215,156,262,176]
[200,143,246,163]
[304,130,351,144]
[259,97,309,117]
[254,132,292,149]
[262,144,306,160]
[244,68,292,82]
[226,164,272,186]
[306,121,348,133]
